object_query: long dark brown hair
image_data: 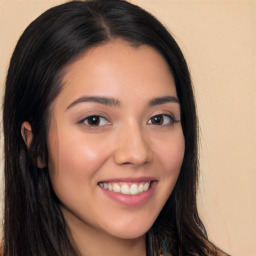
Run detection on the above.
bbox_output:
[2,0,229,255]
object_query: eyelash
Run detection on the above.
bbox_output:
[147,114,179,126]
[80,115,110,127]
[79,113,179,128]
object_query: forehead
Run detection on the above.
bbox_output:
[56,39,176,107]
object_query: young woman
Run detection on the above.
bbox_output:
[2,0,230,255]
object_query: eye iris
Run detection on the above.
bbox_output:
[152,115,163,125]
[88,116,100,126]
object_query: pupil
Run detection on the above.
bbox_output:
[89,116,99,125]
[153,115,163,125]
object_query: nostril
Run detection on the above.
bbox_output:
[114,128,153,165]
[114,149,153,166]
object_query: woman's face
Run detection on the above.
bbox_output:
[47,40,185,240]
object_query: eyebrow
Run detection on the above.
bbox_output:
[66,95,179,111]
[66,96,121,110]
[148,96,179,106]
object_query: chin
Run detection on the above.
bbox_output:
[103,219,154,240]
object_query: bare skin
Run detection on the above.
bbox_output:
[23,40,185,256]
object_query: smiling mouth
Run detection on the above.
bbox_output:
[98,181,153,195]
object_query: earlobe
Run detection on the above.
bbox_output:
[21,121,33,147]
[21,122,46,168]
[37,157,46,169]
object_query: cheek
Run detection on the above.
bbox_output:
[47,130,112,212]
[47,127,110,186]
[156,132,185,175]
[166,142,185,172]
[150,131,185,213]
[60,141,103,173]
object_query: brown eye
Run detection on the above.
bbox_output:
[82,115,109,127]
[87,116,100,126]
[148,114,176,126]
[151,115,164,125]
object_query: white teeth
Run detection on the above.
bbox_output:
[143,182,150,191]
[99,181,151,195]
[108,183,113,191]
[113,183,121,193]
[120,184,130,194]
[138,184,144,193]
[130,184,139,195]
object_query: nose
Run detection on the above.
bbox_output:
[114,123,153,166]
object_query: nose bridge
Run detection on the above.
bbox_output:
[114,120,152,165]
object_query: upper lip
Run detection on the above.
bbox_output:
[98,177,157,183]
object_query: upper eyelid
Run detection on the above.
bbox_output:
[78,112,111,123]
[77,112,180,125]
[79,116,111,129]
[147,114,179,124]
[149,112,180,120]
[80,115,109,123]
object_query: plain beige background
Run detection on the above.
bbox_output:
[0,1,255,255]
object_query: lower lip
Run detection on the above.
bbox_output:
[99,182,157,207]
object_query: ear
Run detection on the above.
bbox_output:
[21,121,46,168]
[21,121,33,147]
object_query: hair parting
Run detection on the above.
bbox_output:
[2,1,229,255]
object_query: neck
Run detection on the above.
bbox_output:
[63,208,146,256]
